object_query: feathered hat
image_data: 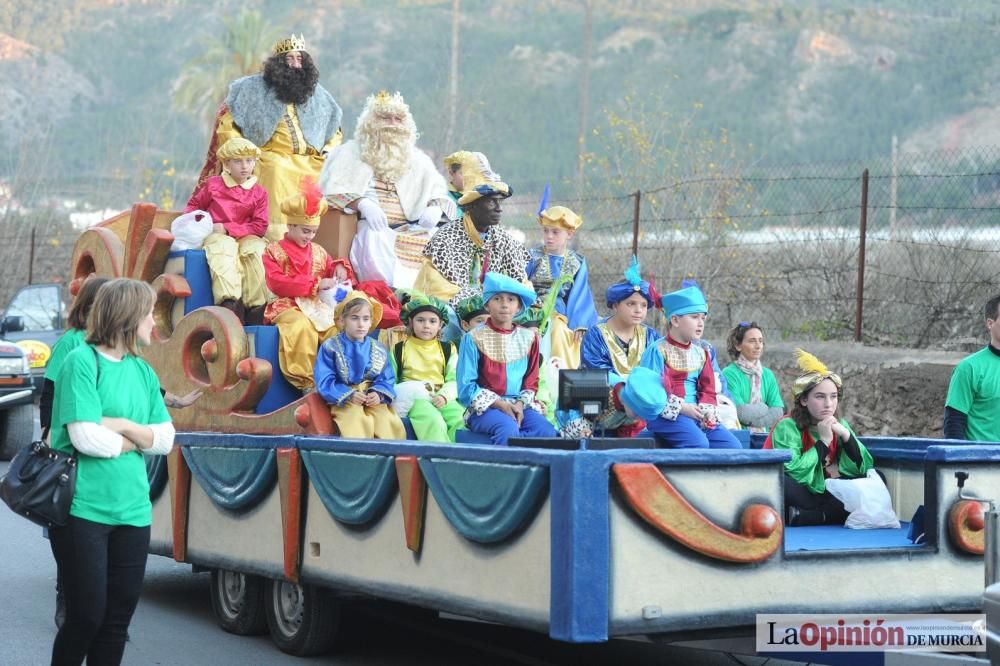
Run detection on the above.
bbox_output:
[279,176,328,227]
[792,348,843,399]
[605,256,654,307]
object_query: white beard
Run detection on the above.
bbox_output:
[359,127,414,184]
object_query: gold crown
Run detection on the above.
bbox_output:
[371,89,406,110]
[273,34,307,55]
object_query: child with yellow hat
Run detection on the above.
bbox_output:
[314,291,406,439]
[526,205,598,369]
[763,349,876,526]
[184,137,270,324]
[262,177,354,392]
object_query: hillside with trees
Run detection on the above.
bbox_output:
[0,0,997,210]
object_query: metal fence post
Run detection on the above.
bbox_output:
[28,225,36,285]
[854,169,869,343]
[631,189,641,259]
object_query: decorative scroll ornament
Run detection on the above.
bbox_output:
[613,463,782,563]
[948,499,985,555]
[69,203,334,435]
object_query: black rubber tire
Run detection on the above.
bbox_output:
[209,569,267,636]
[265,579,340,656]
[0,403,34,461]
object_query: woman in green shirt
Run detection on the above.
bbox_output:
[48,278,175,666]
[40,277,109,442]
[721,321,785,432]
[764,349,874,526]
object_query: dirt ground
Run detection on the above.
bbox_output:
[738,340,978,438]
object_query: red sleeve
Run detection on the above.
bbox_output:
[660,364,680,399]
[332,257,356,283]
[184,183,211,213]
[248,186,269,237]
[521,331,541,393]
[695,348,718,405]
[263,248,318,298]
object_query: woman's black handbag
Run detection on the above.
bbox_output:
[0,345,99,527]
[1,441,77,527]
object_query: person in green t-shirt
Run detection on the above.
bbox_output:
[39,276,107,632]
[721,321,785,432]
[764,349,875,526]
[48,278,175,666]
[43,277,202,632]
[944,294,1000,442]
[43,277,201,443]
[40,276,109,442]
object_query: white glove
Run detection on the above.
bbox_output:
[357,198,388,231]
[417,204,443,230]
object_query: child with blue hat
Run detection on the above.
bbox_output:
[456,273,558,445]
[578,257,662,437]
[637,283,742,449]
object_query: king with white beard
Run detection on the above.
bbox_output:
[320,91,456,288]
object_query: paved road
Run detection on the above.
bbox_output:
[1,408,787,665]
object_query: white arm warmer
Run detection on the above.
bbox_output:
[145,422,176,456]
[67,421,124,458]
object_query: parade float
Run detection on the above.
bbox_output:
[68,202,997,659]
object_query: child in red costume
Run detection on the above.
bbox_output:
[263,178,353,392]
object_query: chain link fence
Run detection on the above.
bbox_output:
[508,146,1000,348]
[0,216,77,307]
[3,146,999,349]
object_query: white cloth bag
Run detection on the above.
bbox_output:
[825,469,901,529]
[170,210,214,251]
[392,381,433,417]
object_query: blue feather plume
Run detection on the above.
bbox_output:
[536,184,550,217]
[624,255,642,287]
[681,278,701,290]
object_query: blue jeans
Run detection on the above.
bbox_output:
[467,406,558,446]
[647,414,743,449]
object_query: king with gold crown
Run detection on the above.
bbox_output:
[319,90,456,290]
[196,33,343,243]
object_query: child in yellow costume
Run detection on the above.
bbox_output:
[263,179,353,391]
[525,206,598,369]
[184,137,270,324]
[390,293,465,442]
[314,291,406,439]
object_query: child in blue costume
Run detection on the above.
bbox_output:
[525,206,598,369]
[579,257,662,437]
[456,273,558,446]
[638,286,741,449]
[314,291,406,439]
